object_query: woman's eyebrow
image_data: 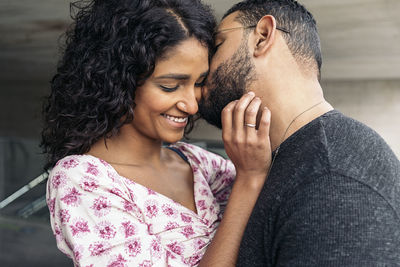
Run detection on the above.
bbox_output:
[154,71,209,80]
[154,74,190,80]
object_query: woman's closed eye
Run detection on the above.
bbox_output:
[195,78,206,87]
[159,84,179,92]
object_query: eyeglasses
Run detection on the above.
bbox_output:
[214,25,290,35]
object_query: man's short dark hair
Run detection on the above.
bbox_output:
[224,0,322,78]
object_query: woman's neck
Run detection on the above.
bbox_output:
[88,124,166,168]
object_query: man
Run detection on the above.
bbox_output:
[199,0,400,266]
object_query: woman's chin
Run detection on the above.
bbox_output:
[162,135,184,144]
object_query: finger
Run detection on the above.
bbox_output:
[245,97,262,140]
[233,92,256,131]
[257,106,271,142]
[221,100,237,142]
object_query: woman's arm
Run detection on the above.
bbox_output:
[199,92,272,266]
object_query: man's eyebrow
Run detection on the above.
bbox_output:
[154,74,190,80]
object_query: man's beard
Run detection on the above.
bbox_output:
[199,41,256,129]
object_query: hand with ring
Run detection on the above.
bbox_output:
[221,91,272,188]
[244,123,256,128]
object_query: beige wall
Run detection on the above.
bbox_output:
[189,79,400,158]
[323,79,400,157]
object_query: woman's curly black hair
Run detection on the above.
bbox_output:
[41,0,216,170]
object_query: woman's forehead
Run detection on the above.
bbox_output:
[153,38,209,77]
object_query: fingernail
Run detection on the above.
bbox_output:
[247,91,255,96]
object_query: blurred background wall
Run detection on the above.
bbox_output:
[0,0,399,266]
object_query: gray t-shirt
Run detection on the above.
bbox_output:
[237,110,400,266]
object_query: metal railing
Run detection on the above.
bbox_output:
[0,172,48,211]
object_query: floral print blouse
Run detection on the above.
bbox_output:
[46,142,236,266]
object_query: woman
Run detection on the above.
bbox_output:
[42,0,271,266]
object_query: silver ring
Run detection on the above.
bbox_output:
[245,123,256,128]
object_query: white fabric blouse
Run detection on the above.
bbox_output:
[46,142,235,266]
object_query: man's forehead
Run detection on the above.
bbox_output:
[216,12,242,32]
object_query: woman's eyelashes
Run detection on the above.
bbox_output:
[158,78,206,92]
[159,84,179,92]
[195,78,206,87]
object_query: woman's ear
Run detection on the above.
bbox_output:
[253,15,277,57]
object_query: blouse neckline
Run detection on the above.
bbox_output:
[81,148,202,218]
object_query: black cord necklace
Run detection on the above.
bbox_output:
[266,101,324,177]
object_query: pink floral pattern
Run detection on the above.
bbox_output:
[144,199,159,218]
[107,254,127,267]
[80,175,99,192]
[181,225,195,238]
[125,238,141,257]
[59,209,71,225]
[167,241,184,255]
[121,221,137,238]
[91,196,112,217]
[89,242,112,257]
[70,218,90,237]
[95,221,117,240]
[51,171,67,189]
[47,142,235,266]
[61,187,82,207]
[162,204,178,218]
[61,157,79,169]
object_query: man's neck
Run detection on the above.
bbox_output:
[268,99,333,151]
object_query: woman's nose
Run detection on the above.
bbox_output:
[177,87,199,115]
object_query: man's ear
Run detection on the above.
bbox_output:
[253,15,277,57]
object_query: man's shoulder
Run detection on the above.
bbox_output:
[319,110,390,150]
[307,109,389,149]
[292,110,399,173]
[275,110,398,174]
[316,110,399,180]
[270,110,400,220]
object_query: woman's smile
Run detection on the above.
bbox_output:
[162,114,188,128]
